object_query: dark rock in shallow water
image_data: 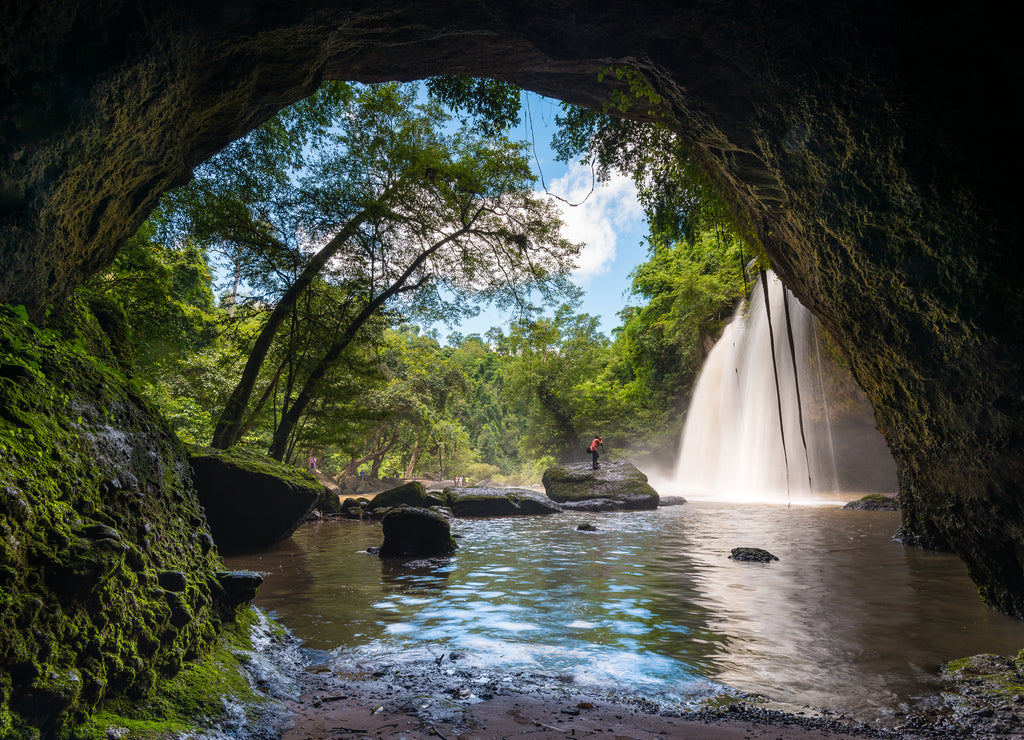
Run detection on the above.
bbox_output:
[341,496,371,517]
[379,506,458,558]
[189,446,323,553]
[658,495,688,507]
[843,493,900,510]
[446,486,561,517]
[542,460,659,511]
[314,486,345,515]
[729,547,779,562]
[577,523,598,532]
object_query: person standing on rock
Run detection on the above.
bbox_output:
[588,436,604,469]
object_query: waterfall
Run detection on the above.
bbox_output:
[674,271,843,504]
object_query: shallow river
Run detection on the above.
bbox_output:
[224,500,1024,725]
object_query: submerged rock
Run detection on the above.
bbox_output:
[729,547,779,562]
[446,487,561,517]
[843,493,899,510]
[576,523,598,532]
[658,496,688,507]
[189,446,323,553]
[542,460,659,511]
[379,506,458,558]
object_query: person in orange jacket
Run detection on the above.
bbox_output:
[588,436,604,469]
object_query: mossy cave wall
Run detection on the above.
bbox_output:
[0,300,229,735]
[2,0,1023,731]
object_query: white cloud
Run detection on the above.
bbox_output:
[541,162,644,284]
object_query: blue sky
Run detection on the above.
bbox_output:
[432,93,650,344]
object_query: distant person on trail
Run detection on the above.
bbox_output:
[588,437,604,469]
[308,455,318,472]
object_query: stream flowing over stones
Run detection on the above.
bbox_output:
[227,504,1024,727]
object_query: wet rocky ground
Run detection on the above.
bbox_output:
[263,642,1024,740]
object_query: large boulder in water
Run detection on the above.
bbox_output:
[379,506,458,558]
[366,481,446,514]
[542,460,660,511]
[189,446,323,553]
[447,486,562,517]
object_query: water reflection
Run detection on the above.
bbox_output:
[225,502,1024,724]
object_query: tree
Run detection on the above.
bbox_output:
[493,305,612,462]
[149,82,579,457]
[618,227,749,409]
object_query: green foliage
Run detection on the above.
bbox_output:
[490,305,613,463]
[90,213,218,364]
[159,80,580,456]
[425,75,522,136]
[95,73,755,483]
[618,227,749,410]
[596,65,664,117]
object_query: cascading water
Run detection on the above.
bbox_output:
[674,271,875,504]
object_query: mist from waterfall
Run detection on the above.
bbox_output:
[674,271,849,504]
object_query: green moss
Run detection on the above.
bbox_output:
[943,651,1024,702]
[71,609,280,740]
[855,493,894,504]
[0,302,231,737]
[188,445,320,491]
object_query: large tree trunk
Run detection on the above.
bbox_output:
[405,440,421,477]
[210,211,372,449]
[268,225,473,459]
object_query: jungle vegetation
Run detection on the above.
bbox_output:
[87,78,755,484]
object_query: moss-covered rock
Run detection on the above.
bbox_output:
[446,487,562,517]
[188,446,323,554]
[74,607,295,740]
[0,303,230,737]
[843,493,900,511]
[542,460,660,511]
[366,481,432,512]
[940,650,1024,736]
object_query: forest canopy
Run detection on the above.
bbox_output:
[88,77,756,483]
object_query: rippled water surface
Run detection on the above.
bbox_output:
[225,501,1024,724]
